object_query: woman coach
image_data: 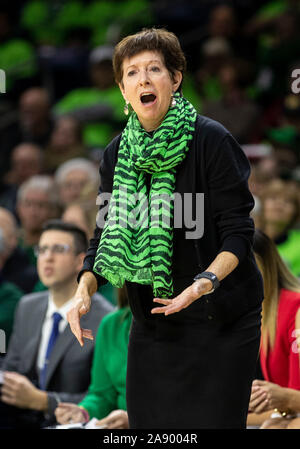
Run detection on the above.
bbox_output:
[67,28,264,429]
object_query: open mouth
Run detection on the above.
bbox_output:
[140,93,157,105]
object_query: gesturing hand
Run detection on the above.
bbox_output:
[151,278,213,316]
[67,288,93,347]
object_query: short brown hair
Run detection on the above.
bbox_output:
[113,28,186,90]
[42,219,88,254]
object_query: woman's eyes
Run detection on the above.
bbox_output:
[127,66,161,76]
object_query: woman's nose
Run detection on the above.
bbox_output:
[139,70,150,86]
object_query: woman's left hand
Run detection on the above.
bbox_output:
[151,278,213,316]
[96,410,129,429]
[249,380,288,414]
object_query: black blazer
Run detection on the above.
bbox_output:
[80,115,263,324]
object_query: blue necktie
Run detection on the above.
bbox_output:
[40,312,62,390]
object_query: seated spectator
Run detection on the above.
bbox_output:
[37,26,92,102]
[244,0,297,37]
[0,207,38,293]
[55,286,131,429]
[0,220,113,428]
[20,0,153,54]
[16,175,61,266]
[18,88,54,148]
[262,94,300,178]
[5,143,44,187]
[0,228,24,355]
[247,151,278,221]
[54,158,99,209]
[0,88,54,180]
[0,143,44,215]
[44,116,87,174]
[195,36,232,105]
[282,94,300,138]
[247,229,300,429]
[265,130,299,179]
[202,58,261,143]
[53,45,124,151]
[249,159,277,196]
[207,4,237,41]
[62,203,94,240]
[250,9,300,98]
[0,7,38,100]
[203,4,255,62]
[255,178,300,277]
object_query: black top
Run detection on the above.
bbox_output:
[80,115,263,324]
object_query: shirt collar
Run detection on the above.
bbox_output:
[46,293,74,322]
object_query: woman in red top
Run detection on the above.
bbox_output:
[247,230,300,429]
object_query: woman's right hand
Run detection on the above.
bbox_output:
[67,272,96,346]
[55,402,87,424]
[250,379,289,413]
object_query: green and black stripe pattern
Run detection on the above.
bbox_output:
[93,92,197,298]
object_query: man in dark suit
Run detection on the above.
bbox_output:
[0,220,113,428]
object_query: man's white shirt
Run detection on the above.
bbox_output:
[37,294,74,372]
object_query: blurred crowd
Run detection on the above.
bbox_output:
[0,0,300,429]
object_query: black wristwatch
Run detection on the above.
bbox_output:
[193,271,220,294]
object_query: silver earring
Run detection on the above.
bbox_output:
[171,93,176,107]
[124,100,130,116]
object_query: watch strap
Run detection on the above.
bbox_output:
[193,271,220,294]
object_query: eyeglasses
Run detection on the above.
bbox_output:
[34,244,73,257]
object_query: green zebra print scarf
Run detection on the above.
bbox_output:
[93,92,197,298]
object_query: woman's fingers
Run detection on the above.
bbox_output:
[96,410,123,429]
[62,411,73,424]
[253,379,267,387]
[249,388,268,412]
[152,296,188,315]
[96,417,109,428]
[67,295,93,346]
[82,329,94,340]
[153,298,173,305]
[107,418,124,429]
[55,403,76,424]
[56,409,72,424]
[254,398,269,414]
[250,388,266,402]
[151,298,172,314]
[55,403,85,424]
[151,285,198,316]
[67,307,84,346]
